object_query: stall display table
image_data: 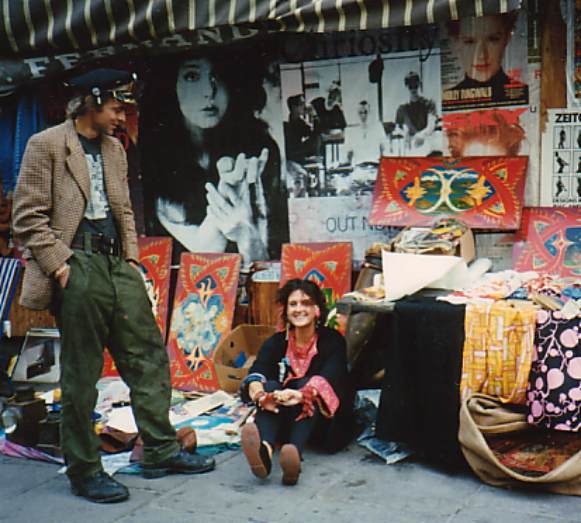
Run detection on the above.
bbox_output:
[338,294,467,466]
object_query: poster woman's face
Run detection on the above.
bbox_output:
[452,16,511,83]
[177,58,230,129]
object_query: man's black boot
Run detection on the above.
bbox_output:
[142,449,215,479]
[70,471,129,503]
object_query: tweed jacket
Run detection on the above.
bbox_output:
[12,119,139,310]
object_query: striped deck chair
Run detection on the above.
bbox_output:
[0,257,21,340]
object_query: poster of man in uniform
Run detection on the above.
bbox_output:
[541,109,581,207]
[139,42,289,266]
[440,10,529,112]
[279,28,442,261]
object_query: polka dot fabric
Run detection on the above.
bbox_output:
[527,310,581,432]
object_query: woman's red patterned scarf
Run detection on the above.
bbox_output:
[285,332,340,419]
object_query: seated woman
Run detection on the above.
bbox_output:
[240,279,350,486]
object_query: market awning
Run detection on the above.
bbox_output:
[0,0,522,95]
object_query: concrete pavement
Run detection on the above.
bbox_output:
[0,443,578,523]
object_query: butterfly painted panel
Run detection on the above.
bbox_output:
[369,157,528,229]
[281,242,352,314]
[102,237,173,378]
[167,253,241,392]
[513,207,581,278]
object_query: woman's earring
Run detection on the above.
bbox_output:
[285,321,290,340]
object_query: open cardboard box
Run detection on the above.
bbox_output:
[212,324,276,393]
[391,225,475,263]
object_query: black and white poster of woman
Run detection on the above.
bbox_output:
[139,44,289,266]
[440,10,529,112]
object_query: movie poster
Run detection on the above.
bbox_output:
[440,10,529,111]
[575,1,581,103]
[139,41,288,267]
[279,27,441,261]
[442,104,540,205]
[541,109,581,207]
[566,0,581,107]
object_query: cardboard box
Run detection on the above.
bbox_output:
[212,324,276,393]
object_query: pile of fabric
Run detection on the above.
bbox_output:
[455,274,581,495]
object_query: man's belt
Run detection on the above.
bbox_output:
[71,232,122,256]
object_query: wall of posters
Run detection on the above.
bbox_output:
[541,109,581,207]
[440,10,529,111]
[131,14,543,268]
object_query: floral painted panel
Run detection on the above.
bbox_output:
[513,207,581,278]
[369,157,528,229]
[527,310,581,432]
[167,253,241,391]
[102,237,173,378]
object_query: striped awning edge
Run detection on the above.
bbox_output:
[0,0,523,57]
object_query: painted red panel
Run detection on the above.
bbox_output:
[102,237,173,378]
[513,207,581,278]
[370,156,528,229]
[166,253,241,392]
[280,242,352,317]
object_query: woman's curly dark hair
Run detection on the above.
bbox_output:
[277,278,328,328]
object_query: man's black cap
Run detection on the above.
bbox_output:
[66,68,136,104]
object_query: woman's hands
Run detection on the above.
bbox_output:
[205,148,270,264]
[249,382,305,413]
[273,389,303,407]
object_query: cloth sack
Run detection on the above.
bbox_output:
[459,393,581,496]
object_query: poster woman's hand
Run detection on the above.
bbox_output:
[156,197,227,252]
[206,148,270,263]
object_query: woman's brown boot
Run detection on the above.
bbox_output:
[279,443,301,486]
[241,423,271,479]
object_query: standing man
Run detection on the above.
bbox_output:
[343,100,387,165]
[12,69,215,504]
[284,94,320,164]
[395,72,440,155]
